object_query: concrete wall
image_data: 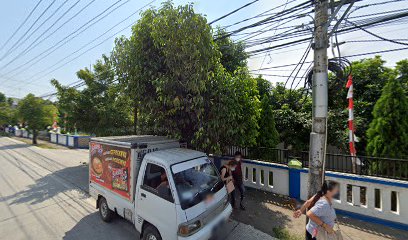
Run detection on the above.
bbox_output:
[50,133,58,143]
[22,130,29,138]
[48,133,90,149]
[76,136,90,149]
[300,171,408,227]
[15,129,22,137]
[68,136,75,147]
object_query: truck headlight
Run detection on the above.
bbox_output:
[178,220,202,236]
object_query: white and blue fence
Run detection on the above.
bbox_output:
[49,133,90,149]
[215,157,408,231]
[13,129,32,139]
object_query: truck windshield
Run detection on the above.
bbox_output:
[171,158,223,210]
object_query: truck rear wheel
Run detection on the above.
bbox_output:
[99,197,114,222]
[142,225,162,240]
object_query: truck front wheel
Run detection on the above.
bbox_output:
[142,225,162,240]
[98,197,114,222]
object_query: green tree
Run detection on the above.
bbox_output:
[0,92,12,126]
[149,2,218,142]
[113,1,220,142]
[195,67,261,153]
[52,56,132,136]
[256,76,273,99]
[0,107,17,127]
[396,59,408,90]
[0,92,6,103]
[267,83,312,150]
[7,98,14,106]
[366,78,408,158]
[215,28,248,74]
[17,94,57,144]
[328,56,395,152]
[257,96,279,148]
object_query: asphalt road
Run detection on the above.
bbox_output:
[0,137,275,240]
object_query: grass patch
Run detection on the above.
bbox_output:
[273,227,303,240]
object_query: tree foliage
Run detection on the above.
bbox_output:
[257,96,279,148]
[0,92,6,103]
[109,1,260,152]
[366,78,408,158]
[215,28,248,74]
[0,92,17,127]
[17,94,57,144]
[52,56,132,136]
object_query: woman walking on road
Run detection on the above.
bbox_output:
[220,160,237,207]
[293,181,340,240]
[232,151,246,210]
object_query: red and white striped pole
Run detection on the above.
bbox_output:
[346,75,358,172]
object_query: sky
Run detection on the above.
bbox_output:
[0,0,407,99]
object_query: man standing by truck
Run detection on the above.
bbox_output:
[232,151,246,210]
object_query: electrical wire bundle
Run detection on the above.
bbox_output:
[304,57,352,92]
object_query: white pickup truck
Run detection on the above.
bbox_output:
[89,135,232,240]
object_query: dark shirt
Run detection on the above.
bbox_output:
[232,160,243,185]
[220,166,231,184]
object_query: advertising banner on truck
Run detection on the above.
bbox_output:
[90,142,131,200]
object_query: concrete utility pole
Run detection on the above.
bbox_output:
[308,0,329,198]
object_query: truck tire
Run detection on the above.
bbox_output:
[98,197,114,222]
[142,225,162,240]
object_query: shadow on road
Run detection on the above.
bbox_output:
[1,164,89,205]
[231,188,292,238]
[63,212,138,240]
[0,143,30,150]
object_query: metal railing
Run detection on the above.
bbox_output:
[223,146,408,180]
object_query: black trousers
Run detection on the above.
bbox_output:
[306,230,316,240]
[230,183,245,207]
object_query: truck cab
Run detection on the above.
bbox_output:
[89,136,232,240]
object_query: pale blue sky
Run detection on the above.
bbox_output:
[0,0,407,98]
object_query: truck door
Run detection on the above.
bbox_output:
[136,162,178,239]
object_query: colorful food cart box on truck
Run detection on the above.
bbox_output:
[89,135,232,240]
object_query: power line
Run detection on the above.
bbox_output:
[257,0,290,74]
[343,46,408,58]
[346,38,408,43]
[1,0,82,68]
[215,1,312,40]
[209,0,260,25]
[3,0,71,60]
[346,19,408,46]
[284,40,312,89]
[13,0,96,66]
[1,0,129,80]
[246,10,408,57]
[0,0,44,52]
[0,0,58,60]
[18,0,156,88]
[249,46,408,73]
[220,0,298,29]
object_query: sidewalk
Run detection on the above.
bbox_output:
[11,136,72,149]
[231,188,408,240]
